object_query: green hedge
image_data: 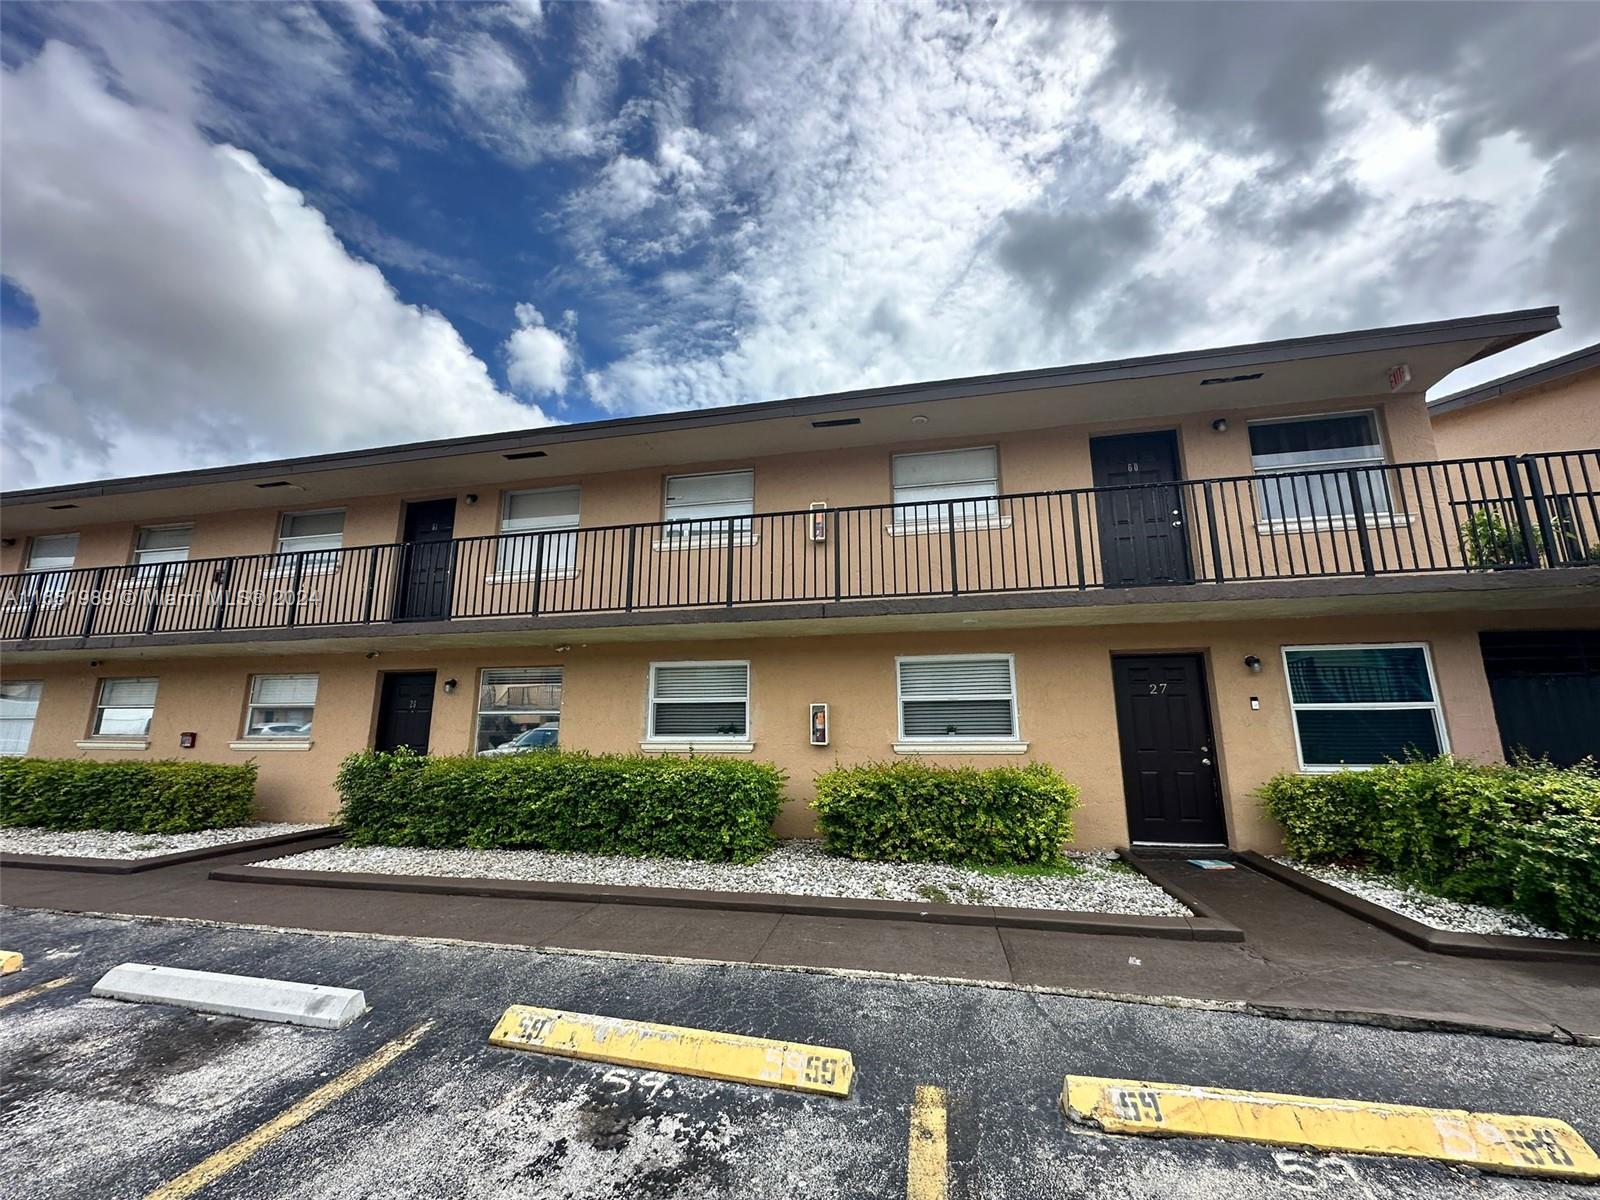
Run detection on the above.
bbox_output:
[811,760,1079,865]
[335,748,785,862]
[0,758,257,833]
[1259,756,1600,939]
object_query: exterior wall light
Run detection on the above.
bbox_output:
[1243,654,1262,672]
[1211,418,1228,433]
[442,678,458,694]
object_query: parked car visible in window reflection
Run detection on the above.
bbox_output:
[477,725,559,756]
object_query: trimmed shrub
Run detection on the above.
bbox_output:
[1259,757,1600,939]
[0,758,257,833]
[811,760,1079,865]
[335,748,785,862]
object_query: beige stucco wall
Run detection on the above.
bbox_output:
[7,604,1588,852]
[1431,369,1600,459]
[1,393,1437,576]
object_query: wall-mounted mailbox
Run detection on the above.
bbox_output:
[809,502,828,543]
[179,732,197,749]
[809,703,829,746]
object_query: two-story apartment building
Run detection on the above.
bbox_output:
[3,307,1597,849]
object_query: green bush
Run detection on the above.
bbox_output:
[811,760,1079,865]
[1259,756,1600,939]
[335,748,785,862]
[0,758,257,833]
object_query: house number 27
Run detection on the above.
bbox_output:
[1148,682,1168,694]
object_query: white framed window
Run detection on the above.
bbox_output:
[18,533,78,604]
[475,667,562,753]
[134,524,192,567]
[92,677,158,739]
[890,447,1001,531]
[660,471,754,546]
[242,674,318,739]
[0,680,42,755]
[1283,643,1447,771]
[26,533,78,573]
[496,487,580,577]
[275,510,345,571]
[647,661,749,741]
[1249,411,1391,525]
[896,654,1020,745]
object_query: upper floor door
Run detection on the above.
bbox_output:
[1089,430,1193,587]
[395,499,456,621]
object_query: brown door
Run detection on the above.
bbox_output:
[1112,654,1226,844]
[375,671,436,753]
[1089,431,1192,586]
[395,499,456,621]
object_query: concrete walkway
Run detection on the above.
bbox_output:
[2,846,1596,1041]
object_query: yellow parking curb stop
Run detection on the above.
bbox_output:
[1062,1074,1600,1182]
[490,1004,855,1098]
[0,951,22,976]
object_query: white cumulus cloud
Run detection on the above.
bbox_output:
[0,41,548,489]
[504,304,576,397]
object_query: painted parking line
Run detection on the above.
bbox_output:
[489,1004,855,1098]
[0,950,22,975]
[1062,1074,1600,1183]
[906,1084,948,1200]
[0,975,74,1009]
[144,1020,434,1200]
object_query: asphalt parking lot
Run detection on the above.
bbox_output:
[2,906,1597,1199]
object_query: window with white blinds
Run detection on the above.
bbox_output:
[662,471,754,538]
[276,510,345,568]
[134,525,193,566]
[26,533,78,572]
[0,680,42,755]
[897,655,1017,740]
[648,662,750,740]
[93,677,158,738]
[891,447,999,525]
[476,667,563,752]
[244,674,319,738]
[498,487,580,574]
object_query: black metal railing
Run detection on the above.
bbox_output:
[4,450,1596,642]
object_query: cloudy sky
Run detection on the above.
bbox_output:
[2,1,1596,489]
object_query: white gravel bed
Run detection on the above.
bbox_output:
[1275,858,1567,939]
[259,839,1191,916]
[0,822,326,861]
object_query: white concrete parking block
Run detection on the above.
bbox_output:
[91,962,366,1029]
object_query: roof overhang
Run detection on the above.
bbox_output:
[1428,339,1600,417]
[1,306,1559,533]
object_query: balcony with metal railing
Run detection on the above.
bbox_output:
[5,450,1598,645]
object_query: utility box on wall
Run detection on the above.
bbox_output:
[809,703,829,746]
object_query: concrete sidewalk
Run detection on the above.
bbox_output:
[2,846,1596,1041]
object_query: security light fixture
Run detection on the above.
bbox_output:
[1200,373,1263,386]
[442,678,458,694]
[1211,418,1228,433]
[811,417,861,428]
[503,450,547,461]
[464,493,479,505]
[1244,654,1263,672]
